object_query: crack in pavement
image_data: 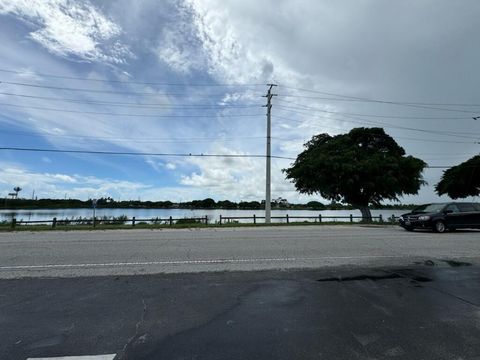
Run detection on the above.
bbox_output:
[117,297,148,360]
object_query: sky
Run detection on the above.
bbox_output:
[0,0,479,204]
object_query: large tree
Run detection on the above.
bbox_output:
[435,155,480,198]
[283,127,427,221]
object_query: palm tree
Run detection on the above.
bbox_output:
[13,187,22,199]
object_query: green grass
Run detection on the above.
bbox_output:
[0,220,397,232]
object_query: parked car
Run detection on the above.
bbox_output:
[399,202,480,233]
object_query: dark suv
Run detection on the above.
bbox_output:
[399,202,480,233]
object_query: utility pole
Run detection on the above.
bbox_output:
[263,84,277,224]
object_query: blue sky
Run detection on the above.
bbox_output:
[0,0,479,203]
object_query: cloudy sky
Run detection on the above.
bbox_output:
[0,0,479,204]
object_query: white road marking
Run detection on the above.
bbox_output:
[27,355,116,360]
[2,254,479,271]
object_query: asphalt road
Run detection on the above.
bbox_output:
[2,226,480,359]
[2,264,480,360]
[1,225,480,278]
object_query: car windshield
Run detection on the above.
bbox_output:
[412,203,447,214]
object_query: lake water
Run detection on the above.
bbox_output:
[0,208,408,224]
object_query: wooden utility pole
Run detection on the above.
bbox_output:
[263,84,277,224]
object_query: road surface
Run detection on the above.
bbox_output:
[0,225,480,278]
[2,226,480,359]
[2,264,480,360]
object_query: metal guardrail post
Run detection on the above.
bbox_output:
[205,215,208,225]
[253,214,256,224]
[350,214,353,223]
[11,218,16,229]
[169,216,173,226]
[219,215,222,225]
[286,214,289,224]
[52,217,57,228]
[132,216,136,227]
[319,214,322,223]
[379,214,383,223]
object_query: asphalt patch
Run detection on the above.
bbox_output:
[317,270,432,283]
[317,273,403,282]
[441,259,472,267]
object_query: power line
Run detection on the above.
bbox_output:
[273,111,480,140]
[0,146,295,160]
[278,85,480,112]
[16,129,474,146]
[277,96,480,107]
[0,68,264,87]
[0,128,269,143]
[0,81,263,97]
[271,123,477,145]
[0,146,470,169]
[390,136,477,145]
[0,103,263,118]
[0,92,261,109]
[276,103,473,120]
[278,94,478,114]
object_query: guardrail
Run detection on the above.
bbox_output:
[7,216,209,229]
[219,214,398,224]
[4,213,399,229]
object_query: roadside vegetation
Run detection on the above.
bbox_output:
[0,218,398,232]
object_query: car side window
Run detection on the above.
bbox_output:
[457,203,475,212]
[445,204,460,213]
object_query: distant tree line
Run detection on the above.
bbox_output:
[2,197,417,210]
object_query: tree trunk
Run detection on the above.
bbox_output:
[359,206,372,222]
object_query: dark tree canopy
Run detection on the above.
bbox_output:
[283,127,427,220]
[435,155,480,199]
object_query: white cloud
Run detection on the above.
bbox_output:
[0,162,150,200]
[157,27,203,74]
[0,0,132,63]
[179,145,308,202]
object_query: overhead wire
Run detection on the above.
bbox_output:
[0,146,296,160]
[0,81,263,97]
[270,121,478,145]
[276,102,474,119]
[1,68,479,153]
[278,85,480,113]
[273,109,480,140]
[0,92,261,109]
[0,128,270,143]
[0,146,471,169]
[0,103,264,118]
[0,68,265,87]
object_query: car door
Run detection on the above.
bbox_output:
[472,203,480,228]
[444,204,462,228]
[456,203,477,227]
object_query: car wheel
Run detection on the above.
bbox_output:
[404,226,414,232]
[434,220,446,233]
